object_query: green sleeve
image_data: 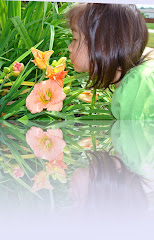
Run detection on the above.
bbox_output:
[111,61,154,120]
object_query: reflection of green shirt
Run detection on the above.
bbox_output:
[111,60,154,120]
[111,120,154,176]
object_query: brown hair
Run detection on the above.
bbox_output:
[67,3,149,89]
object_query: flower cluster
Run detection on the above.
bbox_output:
[26,48,68,114]
[26,127,67,192]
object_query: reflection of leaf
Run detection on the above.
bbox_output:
[0,119,114,205]
[1,135,35,177]
[51,172,66,183]
[15,177,42,199]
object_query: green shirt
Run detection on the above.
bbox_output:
[111,60,154,120]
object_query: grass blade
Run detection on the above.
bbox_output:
[10,16,33,49]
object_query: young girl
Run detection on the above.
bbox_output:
[67,3,154,120]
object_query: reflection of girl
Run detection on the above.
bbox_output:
[67,3,154,120]
[111,120,154,195]
[69,151,147,217]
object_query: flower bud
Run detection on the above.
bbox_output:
[11,61,24,76]
[51,60,57,67]
[57,57,66,65]
[3,67,10,74]
[63,86,70,94]
[51,57,66,67]
[77,91,99,103]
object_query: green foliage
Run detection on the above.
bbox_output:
[0,119,114,201]
[141,12,146,18]
[0,1,72,62]
[146,23,154,30]
[0,1,113,121]
[148,33,154,48]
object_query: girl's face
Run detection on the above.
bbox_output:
[68,27,89,72]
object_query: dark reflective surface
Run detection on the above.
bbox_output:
[0,120,154,238]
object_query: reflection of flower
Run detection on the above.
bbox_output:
[46,153,68,183]
[78,137,98,149]
[26,79,66,113]
[31,48,53,70]
[32,170,53,192]
[11,61,24,76]
[26,127,66,161]
[77,91,99,103]
[46,64,68,87]
[11,164,24,179]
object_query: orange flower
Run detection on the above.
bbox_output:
[31,48,53,70]
[11,61,24,76]
[26,79,66,114]
[31,171,54,192]
[77,91,99,103]
[26,127,66,161]
[46,64,68,87]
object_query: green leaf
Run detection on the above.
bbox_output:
[49,25,55,50]
[15,40,44,63]
[0,64,34,112]
[14,178,42,199]
[42,2,49,27]
[10,16,33,49]
[18,112,45,122]
[0,0,7,29]
[2,98,26,120]
[0,40,43,80]
[76,114,114,120]
[63,89,84,107]
[46,111,75,120]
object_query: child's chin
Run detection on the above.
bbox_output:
[74,67,84,73]
[74,68,81,73]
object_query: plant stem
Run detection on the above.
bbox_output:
[91,89,96,112]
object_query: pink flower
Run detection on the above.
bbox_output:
[11,61,24,76]
[26,127,66,161]
[31,170,53,192]
[26,79,66,114]
[11,165,24,179]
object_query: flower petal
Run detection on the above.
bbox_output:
[47,102,63,111]
[46,80,66,104]
[26,90,44,114]
[31,171,54,192]
[46,65,68,87]
[31,48,54,70]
